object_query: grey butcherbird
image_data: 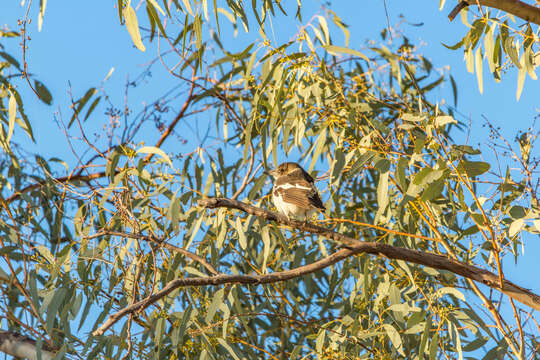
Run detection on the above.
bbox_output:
[268,162,326,220]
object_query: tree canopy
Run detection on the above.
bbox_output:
[0,1,539,359]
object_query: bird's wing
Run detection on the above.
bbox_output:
[307,189,326,211]
[275,182,326,211]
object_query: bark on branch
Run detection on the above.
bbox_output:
[198,197,540,312]
[92,197,540,336]
[448,0,540,25]
[0,331,55,360]
[92,246,358,336]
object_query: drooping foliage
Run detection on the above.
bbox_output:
[0,1,539,359]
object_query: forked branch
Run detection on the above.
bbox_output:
[448,0,540,25]
[198,198,540,312]
[92,197,540,336]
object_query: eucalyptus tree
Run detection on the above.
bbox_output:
[0,1,539,359]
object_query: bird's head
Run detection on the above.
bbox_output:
[268,162,306,179]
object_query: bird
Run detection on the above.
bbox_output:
[268,162,326,220]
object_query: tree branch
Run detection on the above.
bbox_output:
[6,171,106,203]
[198,197,540,312]
[84,231,218,275]
[92,246,356,336]
[0,331,55,360]
[144,69,197,163]
[92,197,540,336]
[448,0,540,25]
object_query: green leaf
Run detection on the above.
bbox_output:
[34,80,53,105]
[474,46,483,94]
[402,113,424,122]
[375,171,389,224]
[36,245,55,264]
[213,0,220,36]
[136,146,173,167]
[533,220,540,232]
[155,317,165,348]
[429,330,439,360]
[46,288,66,332]
[413,168,443,186]
[516,53,526,101]
[452,144,481,155]
[182,0,194,16]
[331,149,345,184]
[420,178,445,201]
[323,45,369,62]
[38,0,47,31]
[441,39,464,50]
[419,315,432,355]
[439,0,446,10]
[375,158,391,173]
[69,87,97,127]
[315,329,325,353]
[465,48,474,73]
[524,45,537,80]
[146,2,168,38]
[0,246,17,256]
[194,14,202,49]
[235,217,247,250]
[396,157,408,191]
[449,74,458,106]
[217,339,240,360]
[0,51,21,69]
[508,205,527,219]
[508,218,524,237]
[434,115,457,127]
[84,96,101,121]
[205,288,224,322]
[317,16,330,44]
[147,0,166,15]
[503,37,520,68]
[463,336,488,351]
[484,25,495,74]
[124,2,146,51]
[308,127,327,172]
[261,226,270,270]
[435,287,465,301]
[167,194,181,232]
[6,90,16,146]
[457,160,490,177]
[347,151,375,177]
[383,324,404,355]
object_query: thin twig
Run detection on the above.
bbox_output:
[20,0,40,99]
[198,198,540,311]
[144,69,197,163]
[92,197,540,336]
[83,230,218,275]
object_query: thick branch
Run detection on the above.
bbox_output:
[448,0,540,25]
[0,331,55,360]
[92,246,356,336]
[93,197,540,337]
[198,197,540,312]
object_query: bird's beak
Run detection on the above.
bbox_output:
[266,169,276,177]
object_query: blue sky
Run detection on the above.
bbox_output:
[3,0,539,333]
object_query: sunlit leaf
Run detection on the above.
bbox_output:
[457,160,490,177]
[474,46,483,94]
[509,219,524,237]
[136,146,173,167]
[324,45,369,62]
[7,90,16,146]
[124,2,146,51]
